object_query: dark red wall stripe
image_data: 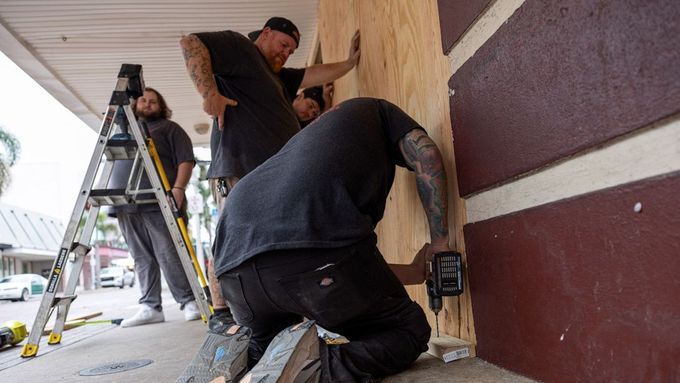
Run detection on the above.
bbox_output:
[464,173,680,383]
[437,0,491,54]
[450,0,680,196]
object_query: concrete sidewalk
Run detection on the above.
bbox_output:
[0,288,535,382]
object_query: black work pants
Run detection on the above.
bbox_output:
[218,235,431,382]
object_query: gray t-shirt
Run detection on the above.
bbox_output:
[109,118,195,214]
[195,30,305,179]
[214,98,424,276]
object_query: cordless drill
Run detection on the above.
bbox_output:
[427,251,464,337]
[0,320,28,348]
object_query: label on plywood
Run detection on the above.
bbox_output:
[427,336,472,363]
[443,347,470,362]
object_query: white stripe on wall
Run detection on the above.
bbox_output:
[447,0,525,75]
[465,115,680,223]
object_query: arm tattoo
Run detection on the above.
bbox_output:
[180,34,216,99]
[399,129,449,242]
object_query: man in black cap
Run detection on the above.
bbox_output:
[177,17,360,381]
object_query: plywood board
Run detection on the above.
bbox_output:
[318,0,475,347]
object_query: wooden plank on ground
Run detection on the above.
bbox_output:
[427,336,474,363]
[42,311,103,335]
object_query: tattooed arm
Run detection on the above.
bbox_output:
[179,34,237,130]
[388,129,451,285]
[399,129,450,249]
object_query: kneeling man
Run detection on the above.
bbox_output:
[198,98,451,383]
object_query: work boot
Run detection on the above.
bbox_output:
[208,308,237,334]
[183,300,202,321]
[240,321,321,383]
[176,325,251,383]
[120,304,164,328]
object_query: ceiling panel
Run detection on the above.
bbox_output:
[0,0,319,146]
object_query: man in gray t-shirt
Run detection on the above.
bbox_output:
[213,98,452,381]
[108,87,200,328]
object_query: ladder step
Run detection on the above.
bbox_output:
[88,189,159,207]
[52,295,78,307]
[70,243,92,257]
[105,139,138,160]
[88,189,131,206]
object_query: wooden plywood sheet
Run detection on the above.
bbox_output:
[318,0,475,346]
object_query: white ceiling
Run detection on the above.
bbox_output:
[0,0,319,146]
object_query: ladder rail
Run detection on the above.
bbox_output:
[141,122,210,297]
[48,158,116,343]
[21,102,120,357]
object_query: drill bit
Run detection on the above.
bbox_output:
[435,313,440,338]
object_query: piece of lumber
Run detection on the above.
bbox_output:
[42,319,86,335]
[427,336,473,363]
[41,311,103,335]
[68,311,103,321]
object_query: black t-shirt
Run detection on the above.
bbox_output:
[195,30,305,179]
[213,98,424,276]
[109,118,195,214]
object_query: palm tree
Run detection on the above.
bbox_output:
[77,210,125,247]
[0,125,21,197]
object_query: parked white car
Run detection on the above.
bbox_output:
[0,274,48,301]
[100,266,135,288]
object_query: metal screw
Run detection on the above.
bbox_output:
[633,202,642,213]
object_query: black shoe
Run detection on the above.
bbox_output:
[208,309,237,334]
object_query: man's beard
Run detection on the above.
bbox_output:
[269,59,282,73]
[136,109,161,121]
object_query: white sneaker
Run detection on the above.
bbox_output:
[183,300,201,321]
[120,304,165,328]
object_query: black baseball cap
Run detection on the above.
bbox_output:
[248,17,300,48]
[302,86,325,110]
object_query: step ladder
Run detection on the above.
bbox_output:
[21,64,212,358]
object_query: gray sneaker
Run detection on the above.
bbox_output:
[239,321,321,383]
[176,325,251,383]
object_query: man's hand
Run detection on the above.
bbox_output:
[300,30,361,89]
[347,30,361,67]
[170,188,185,211]
[410,243,431,284]
[203,91,238,131]
[322,83,334,111]
[180,34,238,130]
[389,242,450,286]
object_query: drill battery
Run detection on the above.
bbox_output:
[430,251,464,297]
